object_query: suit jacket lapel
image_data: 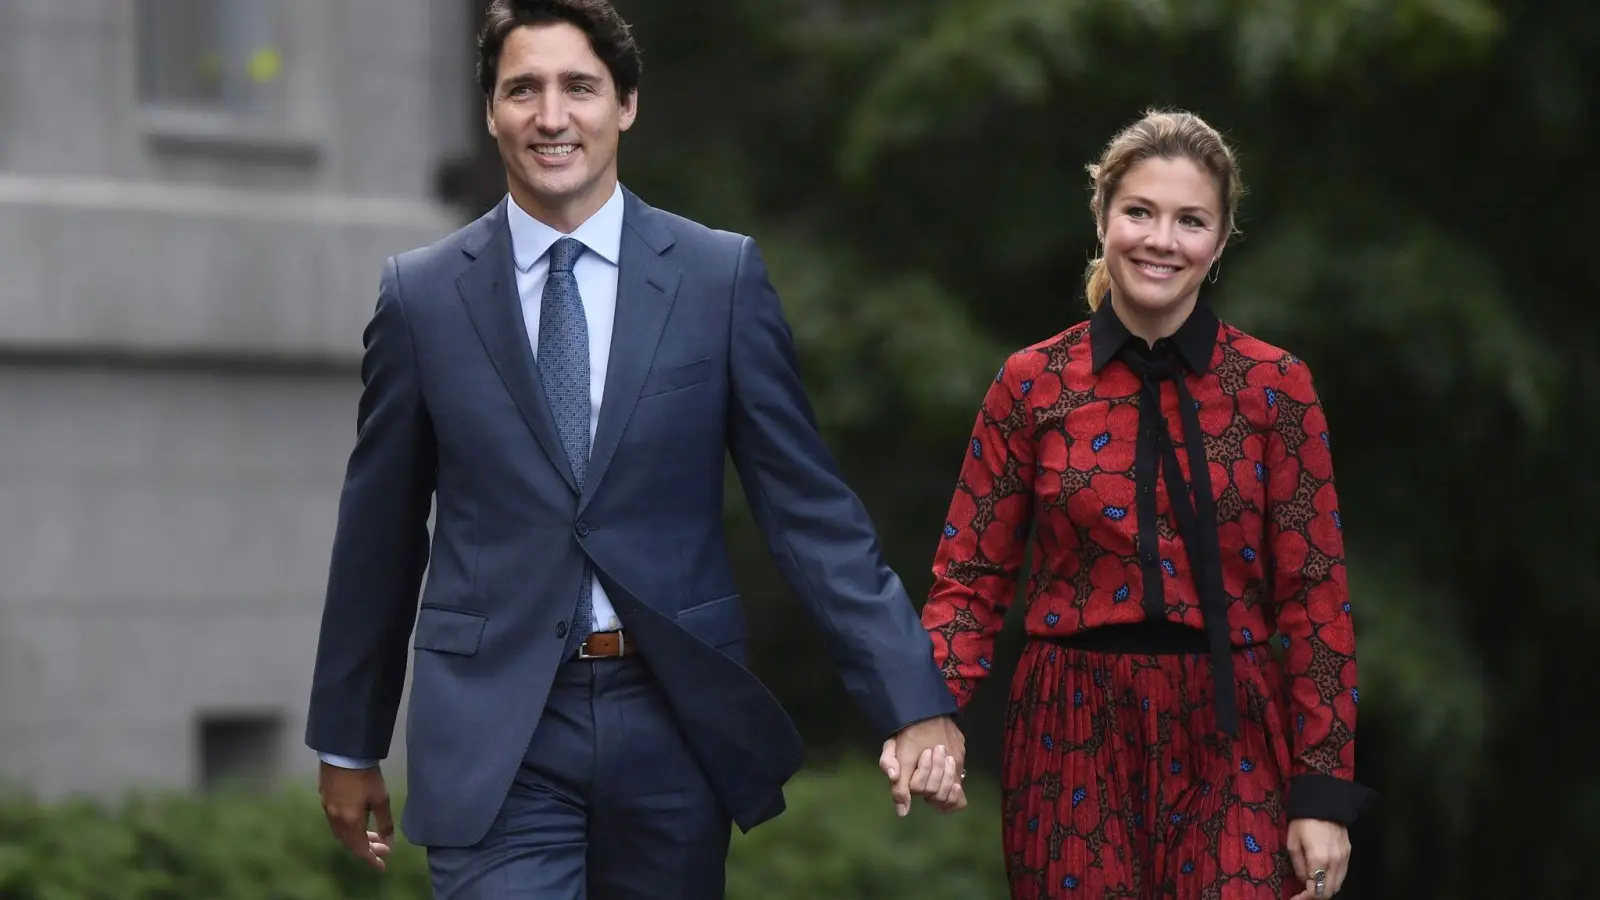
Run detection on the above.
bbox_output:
[455,200,579,494]
[579,192,681,515]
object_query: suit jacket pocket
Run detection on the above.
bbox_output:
[676,593,748,647]
[414,605,488,656]
[639,357,712,398]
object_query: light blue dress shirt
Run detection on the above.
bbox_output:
[319,184,628,770]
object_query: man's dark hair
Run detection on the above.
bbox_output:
[477,0,642,99]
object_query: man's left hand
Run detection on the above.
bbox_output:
[877,716,966,816]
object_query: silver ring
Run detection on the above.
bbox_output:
[1313,869,1327,897]
[959,769,967,780]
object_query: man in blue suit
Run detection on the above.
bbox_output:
[305,1,967,897]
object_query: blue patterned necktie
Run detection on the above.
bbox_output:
[538,237,593,652]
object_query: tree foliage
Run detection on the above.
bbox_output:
[442,0,1600,893]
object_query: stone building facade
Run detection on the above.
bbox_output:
[0,0,478,796]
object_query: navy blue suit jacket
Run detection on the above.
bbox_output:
[305,190,955,848]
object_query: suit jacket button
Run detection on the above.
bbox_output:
[575,521,591,537]
[556,621,569,638]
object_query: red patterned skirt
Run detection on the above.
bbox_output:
[1001,632,1295,899]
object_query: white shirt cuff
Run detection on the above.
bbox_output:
[318,752,379,769]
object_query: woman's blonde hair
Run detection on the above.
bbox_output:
[1083,109,1244,310]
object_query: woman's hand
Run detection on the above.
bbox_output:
[1286,818,1350,899]
[879,736,967,815]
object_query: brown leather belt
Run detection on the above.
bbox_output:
[576,630,634,659]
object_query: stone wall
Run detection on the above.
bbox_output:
[0,0,475,796]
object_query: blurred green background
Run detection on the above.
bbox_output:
[574,0,1591,896]
[8,0,1594,896]
[0,765,1005,900]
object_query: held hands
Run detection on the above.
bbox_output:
[1287,818,1350,899]
[877,715,968,816]
[318,763,396,871]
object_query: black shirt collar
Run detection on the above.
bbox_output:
[1089,294,1219,375]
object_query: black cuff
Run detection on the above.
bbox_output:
[1287,773,1378,825]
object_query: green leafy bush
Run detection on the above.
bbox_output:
[0,761,1005,899]
[725,761,1005,900]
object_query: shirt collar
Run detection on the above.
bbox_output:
[506,182,625,273]
[1089,293,1219,375]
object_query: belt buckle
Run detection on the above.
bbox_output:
[576,631,624,659]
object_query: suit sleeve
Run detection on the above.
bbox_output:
[725,237,955,738]
[1266,357,1376,824]
[304,256,437,760]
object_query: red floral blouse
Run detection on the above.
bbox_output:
[922,299,1373,822]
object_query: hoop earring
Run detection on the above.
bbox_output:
[1207,258,1222,284]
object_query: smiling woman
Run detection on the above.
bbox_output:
[1082,111,1243,339]
[918,108,1376,899]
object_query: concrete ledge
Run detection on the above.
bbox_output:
[0,174,467,362]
